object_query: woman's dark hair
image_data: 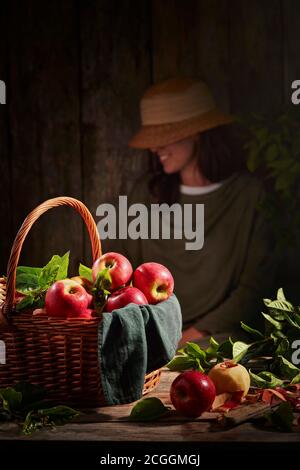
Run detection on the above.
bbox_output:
[148,124,246,204]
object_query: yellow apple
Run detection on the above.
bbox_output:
[208,361,250,398]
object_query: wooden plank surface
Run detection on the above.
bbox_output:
[229,0,283,114]
[0,368,299,443]
[0,0,12,276]
[6,0,83,274]
[80,0,151,262]
[152,0,230,111]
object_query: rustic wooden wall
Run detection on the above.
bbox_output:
[0,0,300,279]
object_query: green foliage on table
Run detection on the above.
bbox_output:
[167,288,300,388]
[0,382,79,435]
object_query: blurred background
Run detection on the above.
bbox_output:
[0,0,300,299]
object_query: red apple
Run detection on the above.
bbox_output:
[92,252,133,291]
[45,279,93,318]
[106,286,148,312]
[170,371,216,418]
[133,262,174,304]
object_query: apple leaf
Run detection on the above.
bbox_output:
[278,355,300,380]
[290,373,300,385]
[16,266,42,293]
[206,336,219,358]
[265,402,294,432]
[167,355,197,372]
[249,370,284,389]
[218,338,233,359]
[38,253,69,289]
[232,341,250,362]
[129,397,169,422]
[262,312,283,330]
[79,263,93,283]
[240,322,264,339]
[184,342,206,359]
[0,387,22,413]
[277,288,286,301]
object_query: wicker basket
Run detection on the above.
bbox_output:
[0,196,161,406]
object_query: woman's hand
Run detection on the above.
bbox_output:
[178,326,210,348]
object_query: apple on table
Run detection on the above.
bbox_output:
[170,370,216,418]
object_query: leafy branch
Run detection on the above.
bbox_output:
[168,288,300,388]
[0,382,79,435]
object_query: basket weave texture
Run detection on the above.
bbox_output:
[0,197,161,406]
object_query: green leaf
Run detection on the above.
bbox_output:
[195,358,205,372]
[240,322,264,339]
[275,338,290,357]
[16,266,42,293]
[38,405,79,424]
[232,341,250,362]
[79,263,93,283]
[185,342,206,360]
[266,402,294,432]
[278,355,300,380]
[15,293,35,312]
[55,252,70,281]
[218,339,233,359]
[38,253,69,289]
[166,355,197,372]
[249,370,284,389]
[281,311,300,331]
[267,299,294,315]
[262,312,283,330]
[0,387,22,412]
[277,288,286,301]
[22,405,79,435]
[257,371,284,388]
[96,267,112,290]
[22,410,40,435]
[290,373,300,384]
[206,336,219,357]
[249,370,270,388]
[129,397,169,422]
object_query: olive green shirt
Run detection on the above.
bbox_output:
[105,172,276,336]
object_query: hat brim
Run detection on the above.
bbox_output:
[128,109,235,149]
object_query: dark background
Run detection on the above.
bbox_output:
[0,0,299,293]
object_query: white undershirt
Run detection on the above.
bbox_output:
[180,181,224,195]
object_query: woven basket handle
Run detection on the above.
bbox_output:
[1,196,102,319]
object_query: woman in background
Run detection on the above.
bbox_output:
[109,77,275,346]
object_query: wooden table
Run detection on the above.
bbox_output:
[0,368,299,465]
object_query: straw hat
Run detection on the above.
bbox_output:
[128,77,234,149]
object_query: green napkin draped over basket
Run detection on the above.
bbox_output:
[98,294,182,405]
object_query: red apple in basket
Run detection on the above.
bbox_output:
[106,286,148,312]
[170,371,216,418]
[45,279,93,319]
[92,252,133,291]
[133,262,174,304]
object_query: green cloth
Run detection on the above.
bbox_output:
[98,294,182,405]
[105,171,276,336]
